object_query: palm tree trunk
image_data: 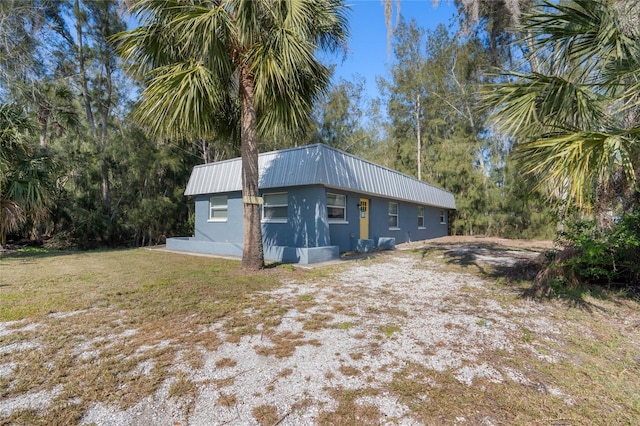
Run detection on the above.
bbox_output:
[240,67,264,270]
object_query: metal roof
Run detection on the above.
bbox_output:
[185,144,456,209]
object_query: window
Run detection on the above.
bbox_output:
[417,206,425,228]
[262,192,288,222]
[440,210,447,224]
[327,193,346,222]
[388,202,399,228]
[209,196,228,221]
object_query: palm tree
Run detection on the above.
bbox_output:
[483,0,640,215]
[0,103,50,247]
[115,0,348,270]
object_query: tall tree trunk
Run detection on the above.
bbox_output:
[415,93,422,181]
[75,0,111,214]
[99,11,113,213]
[75,0,96,139]
[240,67,264,270]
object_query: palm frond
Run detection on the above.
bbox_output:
[486,0,640,211]
[483,71,607,138]
[114,0,349,142]
[133,62,229,139]
[0,199,25,245]
[515,130,636,209]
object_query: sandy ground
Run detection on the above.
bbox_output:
[399,235,555,251]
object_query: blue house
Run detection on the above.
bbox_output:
[166,144,455,264]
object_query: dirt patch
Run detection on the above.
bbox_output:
[399,235,555,280]
[406,235,555,251]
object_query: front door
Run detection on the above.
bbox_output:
[359,198,369,239]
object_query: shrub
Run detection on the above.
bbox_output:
[558,214,640,289]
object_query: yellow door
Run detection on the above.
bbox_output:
[359,198,369,239]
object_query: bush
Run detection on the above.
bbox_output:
[558,214,640,289]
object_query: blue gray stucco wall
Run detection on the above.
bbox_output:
[261,185,331,248]
[190,185,449,256]
[194,192,244,243]
[325,189,449,252]
[193,185,332,249]
[326,188,359,253]
[368,196,448,245]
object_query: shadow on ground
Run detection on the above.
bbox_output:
[413,238,635,310]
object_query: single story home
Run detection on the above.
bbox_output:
[166,143,455,264]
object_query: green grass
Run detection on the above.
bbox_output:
[378,324,401,338]
[0,248,282,322]
[0,248,300,424]
[334,321,355,330]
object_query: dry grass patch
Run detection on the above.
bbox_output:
[168,373,197,399]
[252,404,279,426]
[254,331,321,358]
[214,377,235,388]
[330,303,350,314]
[292,293,318,313]
[218,392,237,407]
[0,248,300,423]
[180,349,205,371]
[277,368,294,378]
[302,313,334,331]
[215,357,237,369]
[338,365,361,377]
[318,387,382,426]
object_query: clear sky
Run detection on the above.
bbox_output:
[329,0,459,100]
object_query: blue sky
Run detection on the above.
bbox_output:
[329,0,459,100]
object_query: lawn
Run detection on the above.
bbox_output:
[0,248,303,424]
[1,246,639,425]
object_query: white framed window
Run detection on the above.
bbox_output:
[389,202,399,229]
[327,193,347,222]
[262,192,288,222]
[209,196,228,221]
[440,210,447,224]
[417,206,425,228]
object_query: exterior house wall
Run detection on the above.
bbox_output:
[194,192,243,244]
[194,186,334,248]
[261,185,331,248]
[367,196,448,246]
[190,187,449,254]
[171,185,338,264]
[326,189,449,252]
[168,144,455,263]
[326,188,359,253]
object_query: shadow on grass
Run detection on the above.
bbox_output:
[488,260,619,313]
[0,247,131,262]
[417,246,636,311]
[1,248,73,261]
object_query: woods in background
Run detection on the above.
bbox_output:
[2,0,637,251]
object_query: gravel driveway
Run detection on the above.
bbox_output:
[2,246,638,425]
[83,254,567,424]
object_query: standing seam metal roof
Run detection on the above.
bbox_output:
[184,143,456,209]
